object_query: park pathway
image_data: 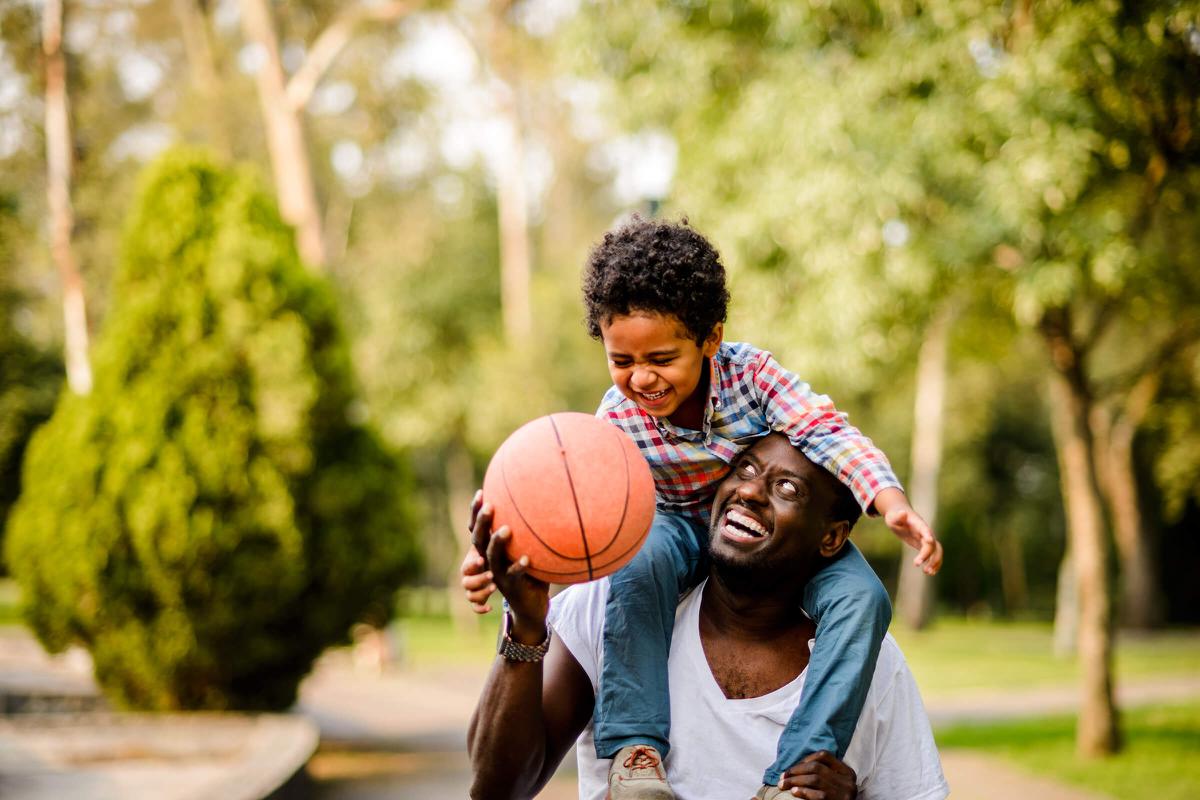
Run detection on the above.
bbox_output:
[2,624,1193,798]
[296,646,1199,799]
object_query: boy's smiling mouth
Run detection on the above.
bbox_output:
[637,388,672,407]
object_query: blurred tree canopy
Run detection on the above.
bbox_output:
[0,0,1197,657]
[5,150,420,710]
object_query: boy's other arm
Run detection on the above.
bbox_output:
[872,488,943,575]
[753,350,942,574]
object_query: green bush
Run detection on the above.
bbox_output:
[5,150,420,710]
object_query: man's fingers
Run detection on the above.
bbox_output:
[471,503,494,560]
[486,525,515,575]
[467,489,483,531]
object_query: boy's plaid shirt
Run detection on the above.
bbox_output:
[597,341,902,521]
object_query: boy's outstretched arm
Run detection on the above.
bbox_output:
[872,487,943,575]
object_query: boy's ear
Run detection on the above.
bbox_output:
[819,520,851,558]
[703,323,724,357]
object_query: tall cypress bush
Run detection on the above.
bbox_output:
[6,150,420,710]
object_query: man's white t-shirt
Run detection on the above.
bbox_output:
[548,578,949,800]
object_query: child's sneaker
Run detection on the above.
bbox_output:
[607,745,674,799]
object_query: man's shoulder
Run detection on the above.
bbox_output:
[867,634,910,698]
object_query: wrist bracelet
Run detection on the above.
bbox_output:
[497,610,551,662]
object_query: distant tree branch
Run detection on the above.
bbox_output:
[285,0,420,112]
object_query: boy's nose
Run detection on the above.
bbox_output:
[631,368,658,389]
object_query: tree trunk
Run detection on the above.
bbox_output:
[489,3,533,346]
[995,527,1028,615]
[1043,328,1119,756]
[896,303,952,629]
[43,0,92,396]
[171,0,230,155]
[238,0,327,269]
[1052,548,1078,656]
[1092,374,1163,630]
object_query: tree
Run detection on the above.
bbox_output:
[237,0,419,269]
[42,0,91,394]
[562,0,1200,756]
[5,150,420,710]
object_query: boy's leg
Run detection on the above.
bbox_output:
[763,541,891,785]
[594,511,708,759]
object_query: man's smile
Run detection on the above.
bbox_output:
[719,505,771,543]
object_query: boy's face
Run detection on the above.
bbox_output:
[600,312,722,420]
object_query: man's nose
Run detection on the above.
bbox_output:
[735,476,768,504]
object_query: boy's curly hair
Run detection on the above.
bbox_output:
[582,215,730,344]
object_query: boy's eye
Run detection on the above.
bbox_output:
[651,358,674,366]
[609,359,631,368]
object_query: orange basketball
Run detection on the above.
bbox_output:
[482,412,656,584]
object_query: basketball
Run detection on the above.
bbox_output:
[482,412,656,584]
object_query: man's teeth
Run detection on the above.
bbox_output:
[727,508,767,538]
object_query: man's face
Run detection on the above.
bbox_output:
[709,433,840,580]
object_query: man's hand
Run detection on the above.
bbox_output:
[467,494,550,635]
[873,487,943,575]
[775,751,857,799]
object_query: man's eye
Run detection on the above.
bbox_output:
[777,480,800,498]
[736,461,758,478]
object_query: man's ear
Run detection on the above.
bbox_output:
[703,323,724,358]
[819,520,851,558]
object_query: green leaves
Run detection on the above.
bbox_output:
[5,149,420,711]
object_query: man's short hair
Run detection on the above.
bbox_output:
[829,475,862,531]
[582,215,730,345]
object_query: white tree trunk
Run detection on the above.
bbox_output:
[1045,344,1119,756]
[489,6,533,346]
[43,0,91,395]
[238,0,327,269]
[895,303,952,629]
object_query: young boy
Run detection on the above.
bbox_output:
[463,216,942,800]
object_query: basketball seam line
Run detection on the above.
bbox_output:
[549,414,594,582]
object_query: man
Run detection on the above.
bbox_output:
[467,433,949,800]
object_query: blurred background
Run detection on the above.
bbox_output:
[0,0,1198,798]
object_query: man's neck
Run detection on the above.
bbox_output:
[697,574,815,700]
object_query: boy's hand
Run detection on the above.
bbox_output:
[464,492,550,629]
[873,488,943,575]
[461,490,496,613]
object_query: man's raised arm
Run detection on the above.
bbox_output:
[466,506,595,800]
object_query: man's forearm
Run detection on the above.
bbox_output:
[468,638,554,799]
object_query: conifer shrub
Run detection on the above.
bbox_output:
[5,150,420,710]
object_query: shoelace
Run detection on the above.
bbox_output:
[623,746,661,770]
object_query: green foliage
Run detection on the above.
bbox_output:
[5,149,420,711]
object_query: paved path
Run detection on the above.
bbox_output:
[4,625,1195,799]
[296,647,1200,799]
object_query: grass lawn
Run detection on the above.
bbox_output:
[391,610,1200,691]
[889,617,1200,695]
[938,702,1200,800]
